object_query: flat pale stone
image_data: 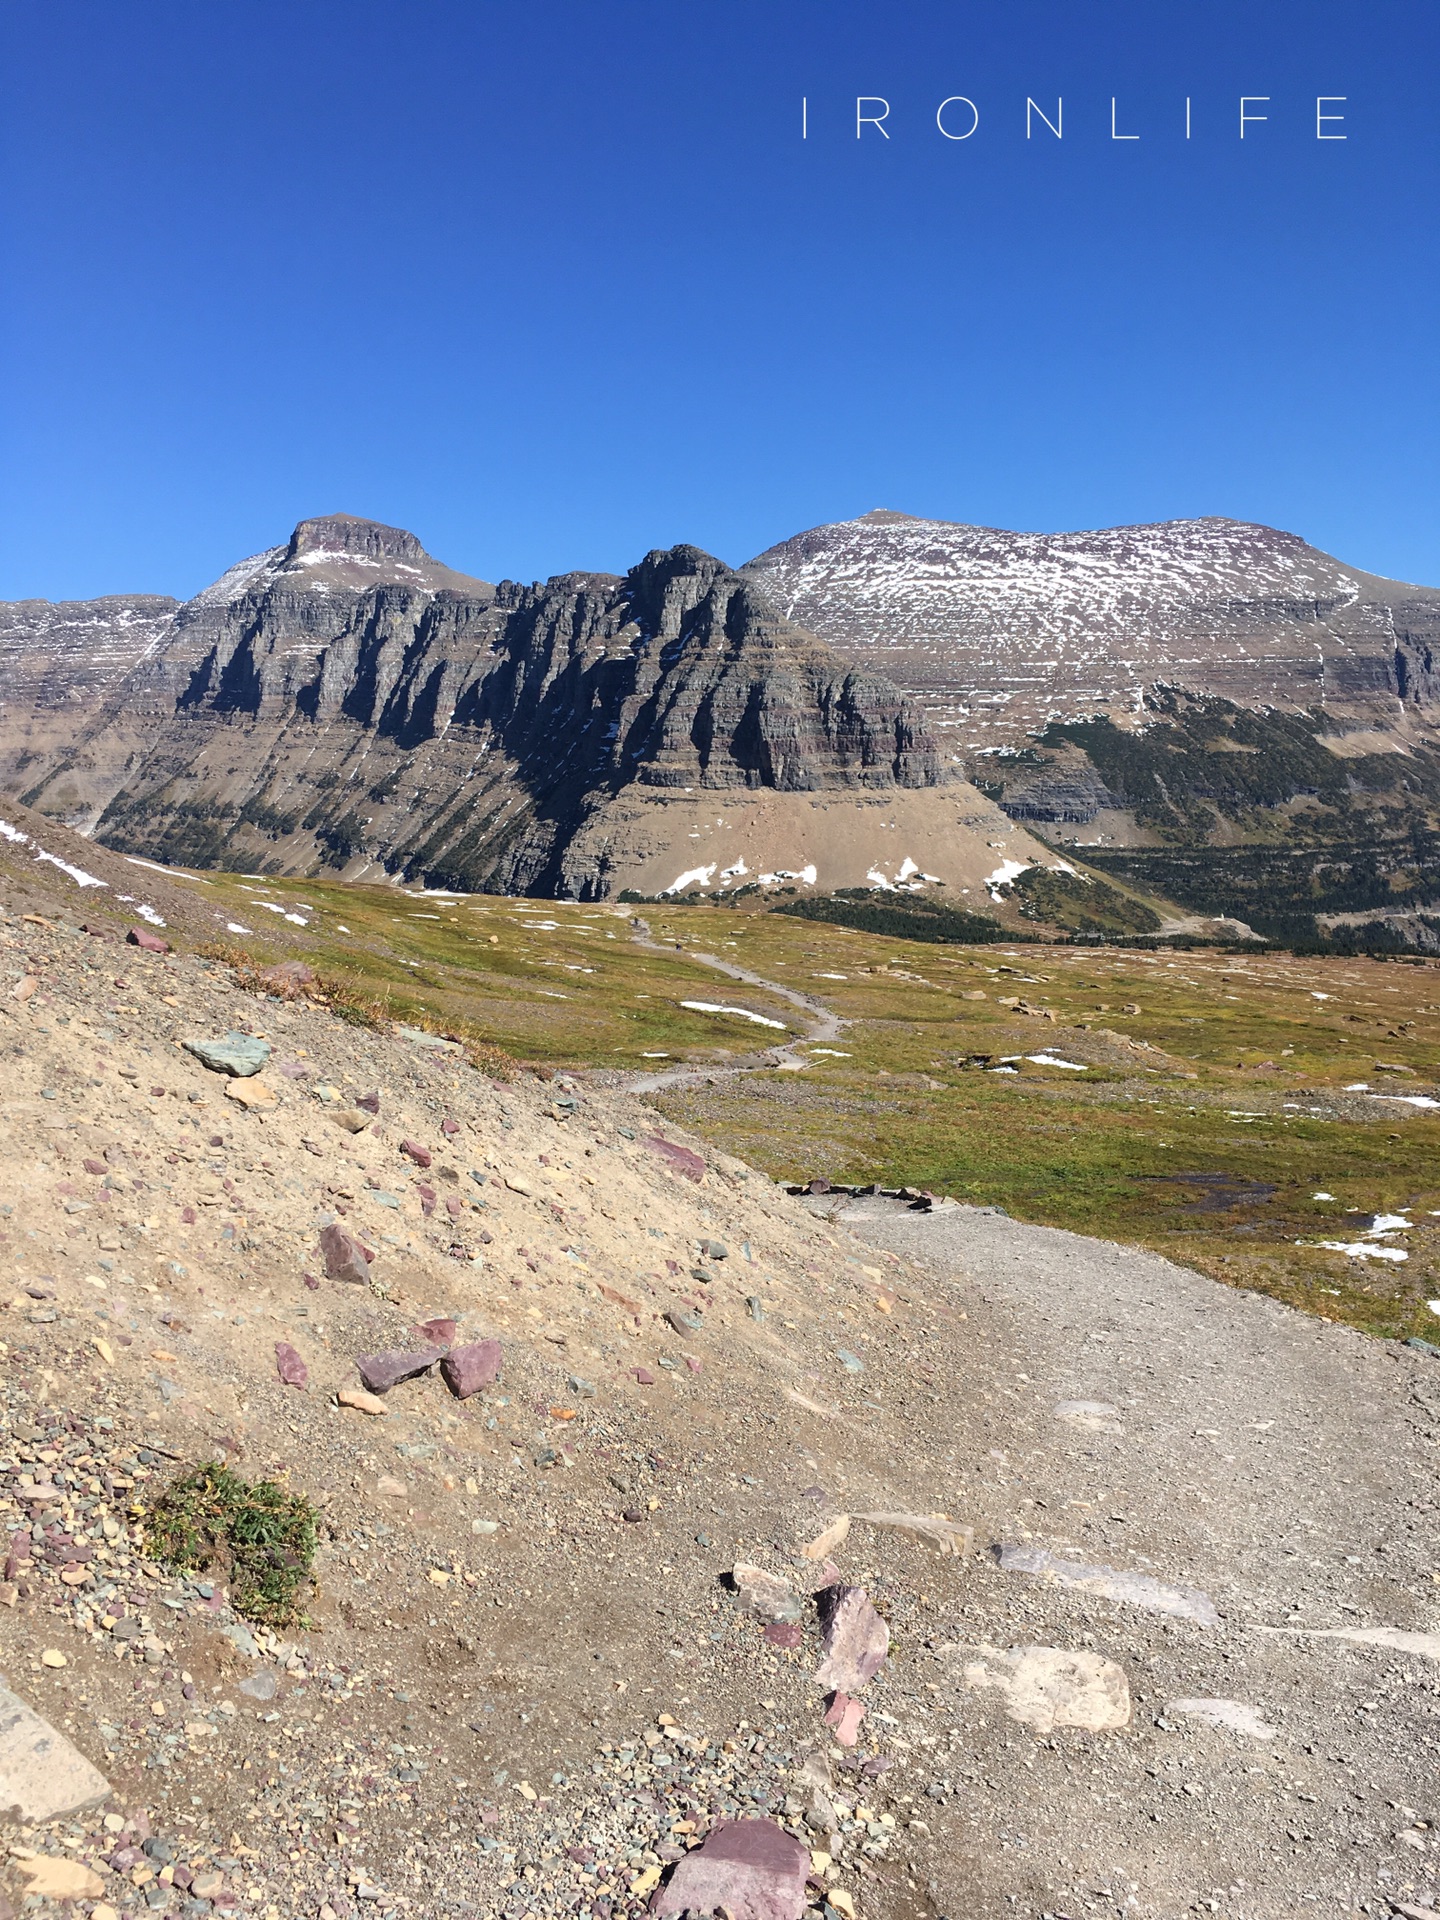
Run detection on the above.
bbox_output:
[961,1643,1132,1734]
[225,1076,277,1110]
[0,1681,110,1823]
[853,1510,974,1555]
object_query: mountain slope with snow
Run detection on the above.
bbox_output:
[743,509,1440,748]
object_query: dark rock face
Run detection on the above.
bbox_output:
[1,521,948,896]
[743,509,1440,749]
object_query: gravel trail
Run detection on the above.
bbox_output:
[807,1193,1440,1919]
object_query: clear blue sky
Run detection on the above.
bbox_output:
[2,0,1436,600]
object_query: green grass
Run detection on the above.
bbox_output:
[143,1464,319,1627]
[171,868,1440,1344]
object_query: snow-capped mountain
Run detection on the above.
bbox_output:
[743,509,1440,749]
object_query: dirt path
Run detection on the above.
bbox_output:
[804,1191,1440,1918]
[623,926,844,1093]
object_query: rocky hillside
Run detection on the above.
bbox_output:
[0,820,1434,1920]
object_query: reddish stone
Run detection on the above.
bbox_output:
[414,1316,457,1347]
[319,1222,374,1285]
[416,1184,437,1217]
[400,1139,432,1168]
[653,1818,810,1920]
[126,926,170,953]
[356,1346,445,1394]
[440,1339,502,1399]
[632,1367,655,1386]
[641,1134,706,1183]
[763,1622,803,1649]
[814,1585,890,1693]
[274,1342,309,1390]
[83,1158,105,1176]
[823,1690,866,1745]
[355,1090,381,1115]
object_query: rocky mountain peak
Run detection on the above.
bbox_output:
[624,545,733,642]
[284,513,430,567]
[187,515,494,608]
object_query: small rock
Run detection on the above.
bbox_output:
[319,1223,374,1285]
[400,1139,433,1168]
[665,1306,702,1335]
[376,1475,407,1498]
[643,1134,706,1183]
[440,1339,502,1399]
[413,1316,457,1347]
[14,1855,105,1901]
[333,1108,372,1134]
[336,1386,390,1417]
[126,927,170,955]
[257,960,316,995]
[823,1692,866,1746]
[226,1076,277,1110]
[274,1342,309,1390]
[814,1586,889,1693]
[237,1670,279,1702]
[0,1680,111,1821]
[356,1347,444,1394]
[763,1622,803,1649]
[853,1510,973,1556]
[653,1816,810,1920]
[801,1515,851,1561]
[355,1089,381,1115]
[182,1032,272,1078]
[733,1563,804,1626]
[632,1367,655,1386]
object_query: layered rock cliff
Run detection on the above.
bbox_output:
[4,523,954,897]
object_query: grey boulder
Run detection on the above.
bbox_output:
[182,1032,272,1077]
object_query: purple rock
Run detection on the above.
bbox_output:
[763,1621,803,1649]
[642,1134,706,1183]
[440,1339,502,1399]
[319,1222,374,1285]
[652,1818,810,1920]
[813,1584,889,1693]
[414,1316,457,1347]
[355,1089,381,1115]
[355,1346,444,1394]
[274,1342,309,1390]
